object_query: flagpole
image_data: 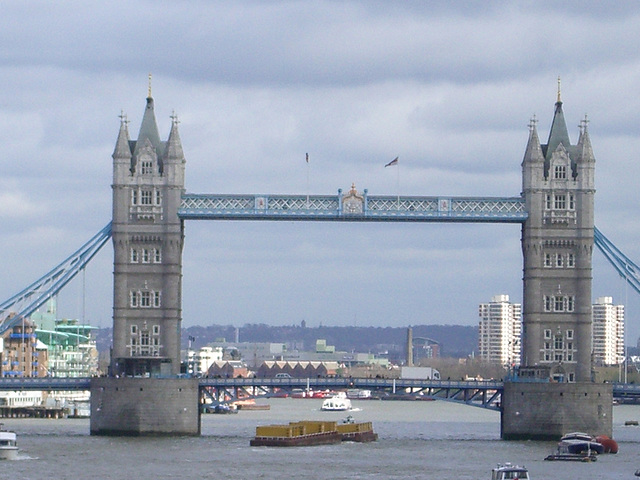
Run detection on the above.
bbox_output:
[306,153,310,208]
[384,156,400,210]
[396,161,400,210]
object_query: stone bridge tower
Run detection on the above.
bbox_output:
[520,86,595,383]
[501,87,610,441]
[110,86,185,377]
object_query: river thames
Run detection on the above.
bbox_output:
[4,398,640,479]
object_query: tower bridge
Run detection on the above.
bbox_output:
[1,84,637,438]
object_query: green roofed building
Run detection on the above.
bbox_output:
[29,299,99,377]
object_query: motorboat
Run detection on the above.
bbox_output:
[0,425,18,460]
[321,394,352,411]
[346,389,372,399]
[545,435,600,462]
[559,432,604,455]
[490,463,529,480]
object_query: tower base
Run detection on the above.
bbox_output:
[90,377,200,436]
[501,381,612,440]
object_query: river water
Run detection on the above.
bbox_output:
[4,398,640,479]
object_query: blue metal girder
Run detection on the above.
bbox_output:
[0,223,113,335]
[594,227,640,296]
[198,377,504,410]
[179,193,528,223]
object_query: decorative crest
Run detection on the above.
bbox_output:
[528,114,538,132]
[148,73,152,98]
[557,76,562,103]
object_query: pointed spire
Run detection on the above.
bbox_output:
[557,76,562,103]
[544,84,571,161]
[134,79,162,157]
[522,115,544,165]
[112,110,132,159]
[164,111,184,161]
[576,114,594,163]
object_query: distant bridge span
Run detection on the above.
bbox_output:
[2,377,638,412]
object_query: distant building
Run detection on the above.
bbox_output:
[184,346,224,376]
[0,317,48,378]
[30,299,99,377]
[478,295,522,366]
[206,360,249,378]
[205,341,286,368]
[256,360,339,378]
[592,296,624,366]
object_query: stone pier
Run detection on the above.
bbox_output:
[501,381,613,440]
[90,377,200,436]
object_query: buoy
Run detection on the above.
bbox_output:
[595,434,618,454]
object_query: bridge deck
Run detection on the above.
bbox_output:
[179,194,528,223]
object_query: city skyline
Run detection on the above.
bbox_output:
[2,3,640,343]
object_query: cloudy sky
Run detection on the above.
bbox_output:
[2,1,640,344]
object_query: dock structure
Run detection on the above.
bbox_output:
[0,406,66,419]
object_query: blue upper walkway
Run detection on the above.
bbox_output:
[178,193,528,223]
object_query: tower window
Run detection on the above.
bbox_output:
[141,160,153,175]
[556,255,564,268]
[554,194,566,210]
[569,194,575,210]
[142,249,151,263]
[131,190,138,205]
[567,253,575,268]
[567,329,574,339]
[155,190,162,205]
[544,329,552,339]
[152,325,160,335]
[130,291,138,307]
[554,165,567,179]
[130,248,138,263]
[153,248,162,263]
[554,336,564,350]
[140,190,153,205]
[544,296,552,312]
[545,194,552,210]
[153,291,161,308]
[566,296,574,312]
[554,296,564,312]
[544,253,552,267]
[140,291,151,307]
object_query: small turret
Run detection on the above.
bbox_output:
[112,111,132,161]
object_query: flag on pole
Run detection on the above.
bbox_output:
[385,156,399,167]
[306,153,309,163]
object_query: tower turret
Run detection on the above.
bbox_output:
[110,87,185,377]
[520,87,595,383]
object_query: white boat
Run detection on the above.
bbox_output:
[321,395,352,411]
[491,463,529,480]
[346,389,371,399]
[0,425,18,460]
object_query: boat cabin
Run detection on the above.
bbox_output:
[491,463,529,480]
